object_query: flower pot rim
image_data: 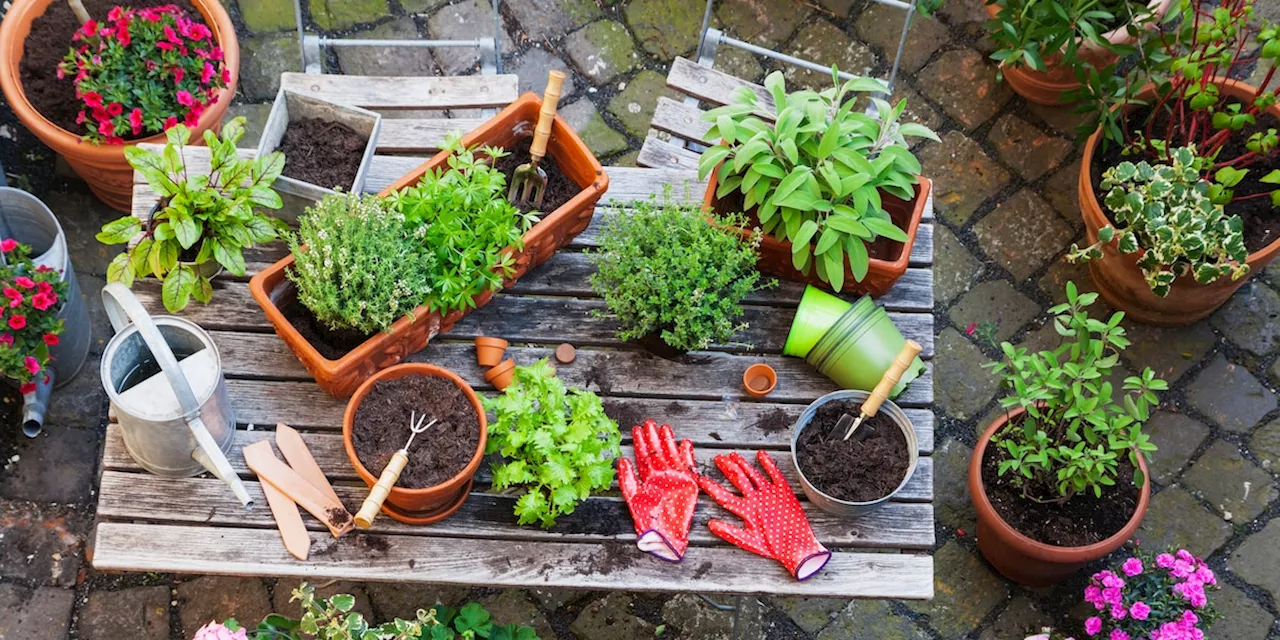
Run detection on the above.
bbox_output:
[475,336,509,347]
[342,362,487,497]
[742,362,777,397]
[483,358,516,382]
[969,404,1151,560]
[0,0,240,158]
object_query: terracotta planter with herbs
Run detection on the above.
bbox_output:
[249,93,608,398]
[1078,79,1280,326]
[0,0,239,212]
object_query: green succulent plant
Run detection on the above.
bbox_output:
[696,68,938,292]
[1067,146,1249,297]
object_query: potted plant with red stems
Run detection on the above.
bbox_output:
[0,1,237,212]
[1072,0,1280,325]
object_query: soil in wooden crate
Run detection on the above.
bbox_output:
[494,145,582,215]
[278,118,367,190]
[352,375,480,489]
[280,297,372,361]
[794,400,909,503]
[19,0,202,134]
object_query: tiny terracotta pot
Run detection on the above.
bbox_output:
[969,406,1150,586]
[1078,78,1280,326]
[474,336,509,368]
[484,358,516,391]
[742,363,777,398]
[343,363,486,525]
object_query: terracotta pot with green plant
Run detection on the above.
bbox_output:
[698,69,935,297]
[969,281,1165,587]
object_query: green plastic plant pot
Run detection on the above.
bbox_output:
[806,302,924,398]
[783,286,856,357]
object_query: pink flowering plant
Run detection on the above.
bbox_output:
[57,4,228,144]
[0,240,67,394]
[1080,549,1220,640]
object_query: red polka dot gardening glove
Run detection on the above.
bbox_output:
[696,451,831,581]
[617,420,699,562]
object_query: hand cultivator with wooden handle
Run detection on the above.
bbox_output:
[354,411,437,529]
[508,70,566,208]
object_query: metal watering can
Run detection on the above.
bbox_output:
[99,283,253,509]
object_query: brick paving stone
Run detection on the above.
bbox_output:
[0,502,84,586]
[0,584,73,639]
[935,327,1002,420]
[938,0,990,37]
[819,0,856,14]
[626,0,705,61]
[916,132,1010,226]
[817,599,928,640]
[716,0,811,49]
[714,47,765,83]
[336,18,437,77]
[400,0,448,13]
[986,114,1072,181]
[948,279,1040,342]
[1211,280,1280,357]
[273,580,374,621]
[426,0,515,75]
[662,594,733,640]
[782,20,878,90]
[1266,258,1280,290]
[78,586,169,640]
[906,541,1010,638]
[934,224,984,305]
[44,352,107,431]
[476,590,555,640]
[1187,354,1278,433]
[44,190,132,278]
[1027,101,1095,137]
[509,48,577,98]
[503,0,601,41]
[564,20,638,84]
[918,49,1013,131]
[1037,256,1100,305]
[855,5,950,74]
[364,583,469,620]
[613,149,640,167]
[1137,486,1233,558]
[890,82,945,136]
[224,104,273,148]
[1209,581,1275,640]
[527,588,578,611]
[0,426,98,504]
[176,576,272,638]
[1042,159,1083,231]
[239,34,302,102]
[1250,418,1280,470]
[769,597,845,634]
[1182,439,1277,522]
[1230,518,1280,600]
[1014,320,1060,354]
[975,189,1075,281]
[1144,412,1210,484]
[1119,319,1216,383]
[235,0,295,33]
[559,99,629,158]
[607,70,681,138]
[934,438,976,531]
[308,0,387,31]
[570,593,656,640]
[978,596,1054,640]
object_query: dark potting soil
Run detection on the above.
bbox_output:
[752,407,794,434]
[352,375,480,489]
[1090,102,1280,254]
[278,118,367,190]
[980,420,1140,547]
[280,296,373,361]
[709,188,907,261]
[19,0,202,134]
[325,506,352,528]
[493,142,582,214]
[602,400,648,431]
[794,400,909,503]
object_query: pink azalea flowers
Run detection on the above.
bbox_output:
[1080,549,1218,640]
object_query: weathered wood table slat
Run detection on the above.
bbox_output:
[95,71,936,600]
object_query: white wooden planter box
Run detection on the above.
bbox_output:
[257,89,382,202]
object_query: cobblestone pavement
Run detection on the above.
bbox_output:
[2,0,1280,638]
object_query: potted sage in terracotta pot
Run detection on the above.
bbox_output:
[969,281,1165,587]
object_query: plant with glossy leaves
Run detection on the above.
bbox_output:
[985,0,1159,80]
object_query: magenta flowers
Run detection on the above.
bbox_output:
[0,241,67,393]
[1082,549,1219,640]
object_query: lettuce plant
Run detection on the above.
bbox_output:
[696,69,937,292]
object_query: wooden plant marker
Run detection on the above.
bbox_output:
[259,478,310,560]
[275,423,342,506]
[242,441,354,538]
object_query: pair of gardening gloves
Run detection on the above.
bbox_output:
[617,419,831,581]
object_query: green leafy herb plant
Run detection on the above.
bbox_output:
[97,117,287,312]
[697,69,938,291]
[589,191,773,352]
[983,282,1166,504]
[483,359,621,528]
[984,0,1158,81]
[1067,146,1249,297]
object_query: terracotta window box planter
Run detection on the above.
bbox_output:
[0,0,239,212]
[249,92,609,398]
[702,169,931,298]
[1078,78,1280,326]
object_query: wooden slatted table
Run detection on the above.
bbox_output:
[95,70,936,600]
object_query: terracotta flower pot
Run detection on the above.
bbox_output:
[0,0,239,212]
[742,363,777,398]
[343,363,486,525]
[1078,78,1280,326]
[474,336,508,367]
[702,171,931,298]
[969,406,1151,586]
[984,0,1173,105]
[249,92,609,398]
[484,358,516,392]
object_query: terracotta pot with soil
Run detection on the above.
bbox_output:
[983,0,1175,105]
[0,0,239,212]
[343,363,486,525]
[249,92,609,398]
[969,406,1151,586]
[702,171,930,298]
[1079,79,1280,325]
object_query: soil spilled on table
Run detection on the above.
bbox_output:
[795,400,909,503]
[19,0,202,134]
[280,296,373,361]
[494,142,582,214]
[752,408,794,434]
[279,118,367,190]
[603,400,647,431]
[352,375,479,489]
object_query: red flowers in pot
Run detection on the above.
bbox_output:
[0,239,66,394]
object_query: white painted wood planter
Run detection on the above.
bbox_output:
[257,88,382,202]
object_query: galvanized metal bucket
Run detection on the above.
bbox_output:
[100,283,253,508]
[790,389,918,517]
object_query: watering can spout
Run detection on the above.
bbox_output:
[20,369,54,438]
[192,437,255,510]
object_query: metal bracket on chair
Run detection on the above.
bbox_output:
[302,34,323,74]
[477,37,498,75]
